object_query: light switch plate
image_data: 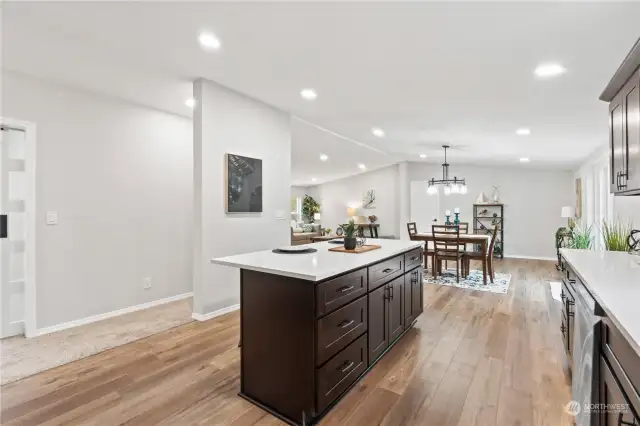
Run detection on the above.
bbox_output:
[274,210,286,220]
[46,212,58,225]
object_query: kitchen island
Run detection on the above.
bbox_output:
[559,249,640,426]
[212,239,425,425]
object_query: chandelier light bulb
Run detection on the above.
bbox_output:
[451,184,460,194]
[460,184,468,194]
[444,185,451,196]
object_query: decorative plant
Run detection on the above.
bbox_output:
[601,219,632,251]
[302,195,321,223]
[570,223,594,250]
[368,215,378,223]
[339,219,359,239]
[325,228,332,235]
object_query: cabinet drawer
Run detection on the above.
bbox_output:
[404,248,423,270]
[317,296,368,365]
[316,333,368,414]
[316,269,367,317]
[369,255,404,291]
[602,320,640,403]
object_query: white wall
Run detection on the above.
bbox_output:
[193,79,291,317]
[409,163,574,259]
[2,71,193,329]
[311,165,400,238]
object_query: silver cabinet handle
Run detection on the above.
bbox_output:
[339,361,355,373]
[337,285,355,293]
[339,319,355,329]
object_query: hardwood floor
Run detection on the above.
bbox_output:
[0,259,573,425]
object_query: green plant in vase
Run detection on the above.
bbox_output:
[339,219,359,250]
[601,219,632,251]
[570,223,594,250]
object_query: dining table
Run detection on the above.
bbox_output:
[411,232,492,284]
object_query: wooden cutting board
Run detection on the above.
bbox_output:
[328,244,382,254]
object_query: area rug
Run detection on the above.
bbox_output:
[0,298,193,385]
[424,268,511,294]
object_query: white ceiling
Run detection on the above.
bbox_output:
[3,2,640,185]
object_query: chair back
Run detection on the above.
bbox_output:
[407,222,418,238]
[488,225,500,257]
[432,224,461,254]
[457,222,469,234]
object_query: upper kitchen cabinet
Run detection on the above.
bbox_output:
[601,38,640,196]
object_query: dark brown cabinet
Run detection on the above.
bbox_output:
[404,267,423,329]
[388,276,405,343]
[599,355,640,426]
[368,275,405,364]
[601,38,640,196]
[368,283,389,363]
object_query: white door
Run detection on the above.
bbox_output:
[0,123,29,338]
[410,181,440,233]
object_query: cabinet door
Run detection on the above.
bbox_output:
[412,268,424,319]
[388,277,404,343]
[404,271,415,329]
[610,94,626,193]
[368,284,389,364]
[599,356,640,426]
[623,70,640,191]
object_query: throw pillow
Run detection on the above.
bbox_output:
[302,224,314,232]
[293,227,304,233]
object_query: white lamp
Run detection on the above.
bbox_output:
[561,206,575,229]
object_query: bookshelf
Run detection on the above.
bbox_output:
[473,203,504,259]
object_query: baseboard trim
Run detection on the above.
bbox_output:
[34,292,193,337]
[504,254,557,261]
[192,304,240,322]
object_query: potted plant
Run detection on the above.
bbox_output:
[368,215,378,224]
[339,219,359,250]
[570,223,594,250]
[302,195,321,223]
[325,227,332,236]
[602,219,633,251]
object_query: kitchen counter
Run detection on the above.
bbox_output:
[211,238,424,281]
[560,249,640,356]
[213,238,425,425]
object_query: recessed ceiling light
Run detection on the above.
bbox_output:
[198,32,221,51]
[372,127,385,138]
[358,163,366,170]
[311,177,317,182]
[516,128,531,136]
[534,63,566,79]
[185,98,195,108]
[300,89,317,100]
[419,154,427,159]
[520,157,530,163]
[319,153,328,161]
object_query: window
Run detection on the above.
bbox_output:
[291,196,302,223]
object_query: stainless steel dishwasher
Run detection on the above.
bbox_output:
[571,277,602,426]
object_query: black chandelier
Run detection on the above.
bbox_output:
[426,145,468,195]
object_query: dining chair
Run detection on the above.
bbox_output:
[407,222,434,273]
[463,225,499,283]
[432,224,465,283]
[457,222,469,234]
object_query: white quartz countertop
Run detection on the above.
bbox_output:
[560,249,640,355]
[211,239,424,282]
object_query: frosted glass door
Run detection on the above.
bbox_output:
[0,125,26,338]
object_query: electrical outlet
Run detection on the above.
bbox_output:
[143,277,152,289]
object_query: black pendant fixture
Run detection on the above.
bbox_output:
[426,145,468,195]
